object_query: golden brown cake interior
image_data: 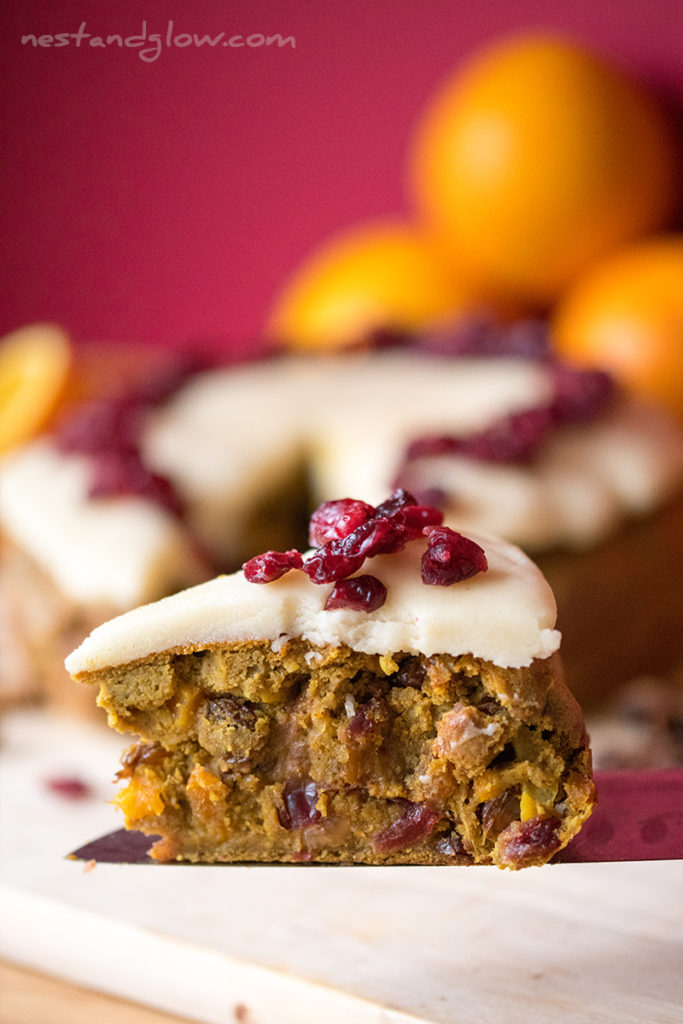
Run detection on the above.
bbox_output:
[79,640,595,868]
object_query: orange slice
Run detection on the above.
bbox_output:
[0,324,72,455]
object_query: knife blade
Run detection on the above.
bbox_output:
[68,769,683,864]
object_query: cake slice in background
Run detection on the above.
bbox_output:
[0,439,209,713]
[0,336,214,713]
[65,491,595,868]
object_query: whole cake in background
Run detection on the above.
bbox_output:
[1,318,682,714]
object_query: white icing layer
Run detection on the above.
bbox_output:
[146,352,683,555]
[65,530,561,674]
[0,442,204,608]
[2,351,682,607]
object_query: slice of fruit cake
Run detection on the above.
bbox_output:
[65,490,595,868]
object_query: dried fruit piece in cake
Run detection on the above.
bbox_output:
[66,495,595,868]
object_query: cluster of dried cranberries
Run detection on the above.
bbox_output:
[243,489,488,613]
[54,354,205,515]
[401,362,615,468]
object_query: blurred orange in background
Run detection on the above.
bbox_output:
[553,235,683,420]
[409,33,680,308]
[268,28,681,388]
[0,324,71,455]
[266,219,504,350]
[0,324,176,455]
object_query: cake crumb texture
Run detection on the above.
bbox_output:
[80,639,595,868]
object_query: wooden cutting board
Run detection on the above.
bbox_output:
[0,959,203,1024]
[1,709,681,1024]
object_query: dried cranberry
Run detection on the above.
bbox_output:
[243,549,303,583]
[466,407,554,462]
[373,488,418,517]
[302,542,364,584]
[324,575,387,613]
[89,451,183,516]
[278,781,322,830]
[421,527,488,586]
[342,516,407,559]
[45,776,92,800]
[304,514,405,584]
[308,498,374,547]
[407,406,553,465]
[392,504,443,537]
[345,695,389,738]
[404,435,460,461]
[409,405,552,466]
[250,490,453,605]
[56,395,144,455]
[549,363,616,424]
[55,392,186,516]
[373,801,440,853]
[496,815,562,867]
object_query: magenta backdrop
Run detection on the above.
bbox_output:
[3,0,683,359]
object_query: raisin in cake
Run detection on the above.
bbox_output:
[65,492,595,869]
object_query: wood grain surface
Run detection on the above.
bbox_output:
[0,961,202,1024]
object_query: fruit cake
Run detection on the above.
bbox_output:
[4,321,683,709]
[65,491,596,868]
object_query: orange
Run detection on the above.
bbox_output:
[266,219,499,350]
[0,323,72,455]
[553,236,683,419]
[410,33,679,307]
[0,326,176,455]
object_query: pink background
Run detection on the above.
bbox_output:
[3,0,683,360]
